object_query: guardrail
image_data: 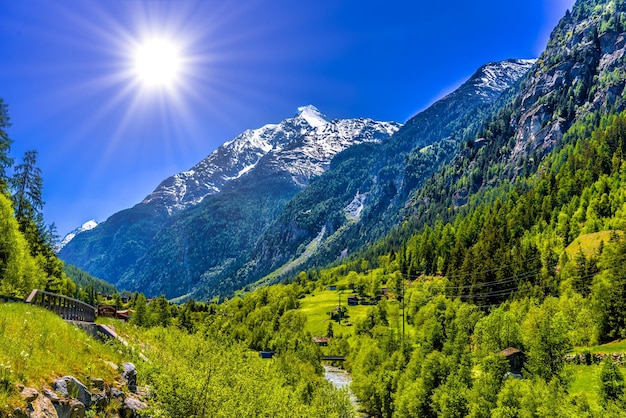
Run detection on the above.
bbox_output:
[25,289,96,322]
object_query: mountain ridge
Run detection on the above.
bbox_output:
[59,108,400,294]
[142,105,400,214]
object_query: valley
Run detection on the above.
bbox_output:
[2,0,626,416]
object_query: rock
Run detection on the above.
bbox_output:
[119,396,147,418]
[92,390,110,411]
[53,376,92,408]
[44,387,61,402]
[29,395,58,418]
[121,363,137,393]
[54,398,85,418]
[90,377,105,390]
[109,387,125,402]
[19,386,39,403]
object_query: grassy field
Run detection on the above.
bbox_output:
[574,339,626,354]
[299,287,370,338]
[0,302,125,414]
[298,277,409,340]
[567,339,626,410]
[564,230,623,258]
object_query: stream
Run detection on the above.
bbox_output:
[323,365,361,413]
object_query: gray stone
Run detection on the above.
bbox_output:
[28,395,58,418]
[18,386,39,403]
[109,387,125,401]
[53,399,85,418]
[53,376,92,408]
[90,377,105,390]
[119,396,147,418]
[121,363,137,393]
[92,390,110,410]
[44,387,61,402]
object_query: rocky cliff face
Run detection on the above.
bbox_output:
[222,59,537,294]
[508,0,626,169]
[405,0,626,227]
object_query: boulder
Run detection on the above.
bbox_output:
[19,386,39,403]
[44,387,61,403]
[53,398,85,418]
[90,377,105,390]
[92,390,110,411]
[119,396,147,418]
[121,363,137,393]
[16,386,58,417]
[109,386,125,402]
[53,376,92,408]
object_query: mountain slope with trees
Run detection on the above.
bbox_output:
[0,99,75,298]
[59,108,399,298]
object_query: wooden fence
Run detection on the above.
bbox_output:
[25,289,96,322]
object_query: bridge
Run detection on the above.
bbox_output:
[322,356,346,361]
[25,289,96,322]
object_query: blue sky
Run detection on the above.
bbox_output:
[0,0,575,236]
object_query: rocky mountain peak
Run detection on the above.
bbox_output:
[56,219,98,251]
[140,106,399,214]
[295,105,329,128]
[472,59,537,97]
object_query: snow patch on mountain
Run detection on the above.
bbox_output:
[472,59,537,98]
[142,106,401,213]
[56,219,98,251]
[297,105,329,128]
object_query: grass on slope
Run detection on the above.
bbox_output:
[567,339,626,410]
[0,303,125,412]
[564,230,624,258]
[299,288,371,338]
[574,339,626,354]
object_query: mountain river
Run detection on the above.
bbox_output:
[323,365,361,414]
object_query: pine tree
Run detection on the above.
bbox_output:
[599,357,625,403]
[10,150,44,227]
[131,293,148,327]
[0,98,13,193]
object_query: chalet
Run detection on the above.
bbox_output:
[259,351,275,359]
[327,285,337,291]
[312,337,330,346]
[116,310,130,322]
[501,347,525,378]
[97,304,117,318]
[347,296,359,306]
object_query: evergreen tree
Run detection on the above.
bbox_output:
[131,293,148,327]
[596,235,626,340]
[599,357,625,404]
[10,150,44,228]
[0,98,13,194]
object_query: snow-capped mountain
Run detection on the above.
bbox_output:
[56,219,98,251]
[471,59,536,99]
[59,106,400,294]
[142,105,400,213]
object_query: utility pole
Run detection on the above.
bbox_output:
[338,290,341,323]
[402,277,405,340]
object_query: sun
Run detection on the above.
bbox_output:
[132,38,182,87]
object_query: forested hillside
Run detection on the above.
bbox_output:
[231,60,535,298]
[0,99,75,299]
[186,108,626,417]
